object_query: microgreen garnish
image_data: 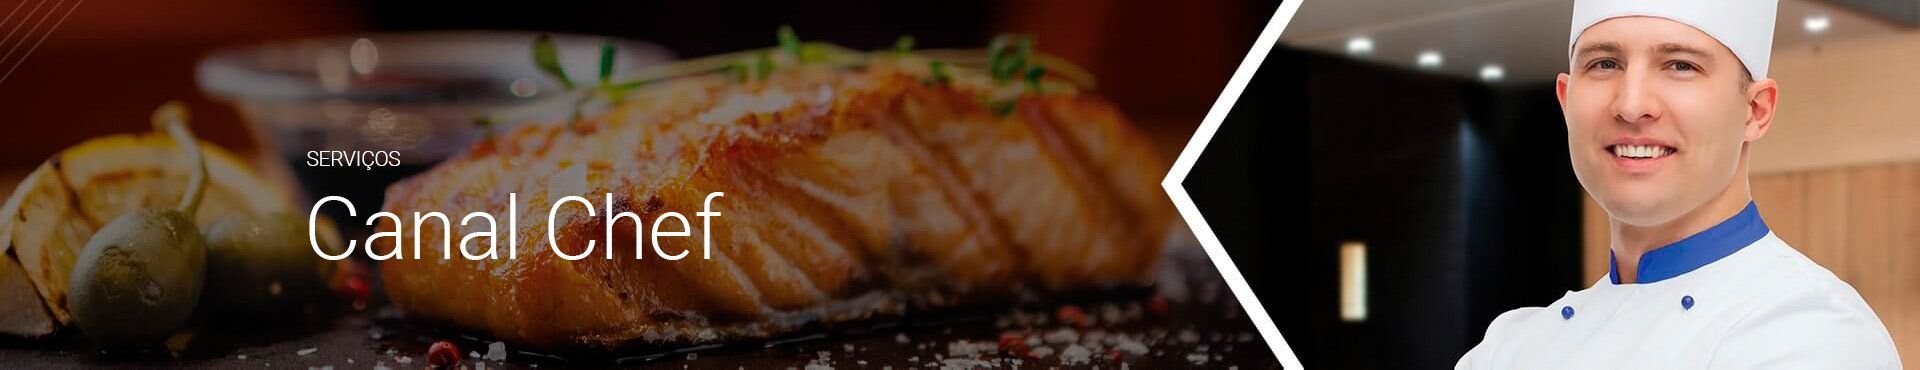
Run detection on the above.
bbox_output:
[755,51,776,80]
[593,39,653,104]
[925,60,952,86]
[732,59,752,83]
[984,34,1041,116]
[532,34,573,90]
[598,39,616,85]
[529,35,645,127]
[893,35,915,54]
[778,25,803,60]
[1024,65,1047,92]
[987,35,1032,85]
[499,28,1088,133]
[611,80,648,90]
[569,93,593,128]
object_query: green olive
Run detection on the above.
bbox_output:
[204,213,336,315]
[66,101,209,350]
[66,209,206,349]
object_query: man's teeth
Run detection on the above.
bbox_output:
[1612,144,1673,159]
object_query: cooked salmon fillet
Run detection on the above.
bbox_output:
[376,53,1176,350]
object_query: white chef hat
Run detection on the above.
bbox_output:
[1569,0,1779,79]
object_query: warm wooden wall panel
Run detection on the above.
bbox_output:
[1583,161,1920,363]
[1759,31,1920,173]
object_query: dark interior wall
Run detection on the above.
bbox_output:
[1303,47,1470,369]
[1460,85,1590,341]
[1185,45,1584,369]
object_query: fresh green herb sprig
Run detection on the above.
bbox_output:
[532,35,573,90]
[778,25,803,61]
[987,35,1030,84]
[892,35,915,55]
[924,60,952,86]
[985,34,1050,116]
[479,28,1086,132]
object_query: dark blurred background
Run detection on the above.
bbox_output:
[1185,46,1586,368]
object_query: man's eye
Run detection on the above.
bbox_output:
[1668,61,1699,72]
[1592,59,1619,70]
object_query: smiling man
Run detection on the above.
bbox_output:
[1455,0,1900,368]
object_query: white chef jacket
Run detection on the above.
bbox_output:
[1458,202,1900,369]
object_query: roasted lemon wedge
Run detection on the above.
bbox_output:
[0,129,297,327]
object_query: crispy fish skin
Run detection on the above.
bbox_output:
[376,65,1174,349]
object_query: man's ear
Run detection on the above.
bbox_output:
[1744,78,1779,142]
[1556,73,1572,115]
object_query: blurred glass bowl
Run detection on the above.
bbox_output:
[199,31,670,161]
[198,31,671,232]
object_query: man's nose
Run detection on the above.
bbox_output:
[1611,69,1664,125]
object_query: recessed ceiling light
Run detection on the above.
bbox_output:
[1804,14,1831,35]
[1416,50,1443,69]
[1346,36,1374,56]
[1479,64,1505,82]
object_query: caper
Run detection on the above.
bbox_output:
[66,209,206,349]
[66,101,208,350]
[204,213,336,315]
